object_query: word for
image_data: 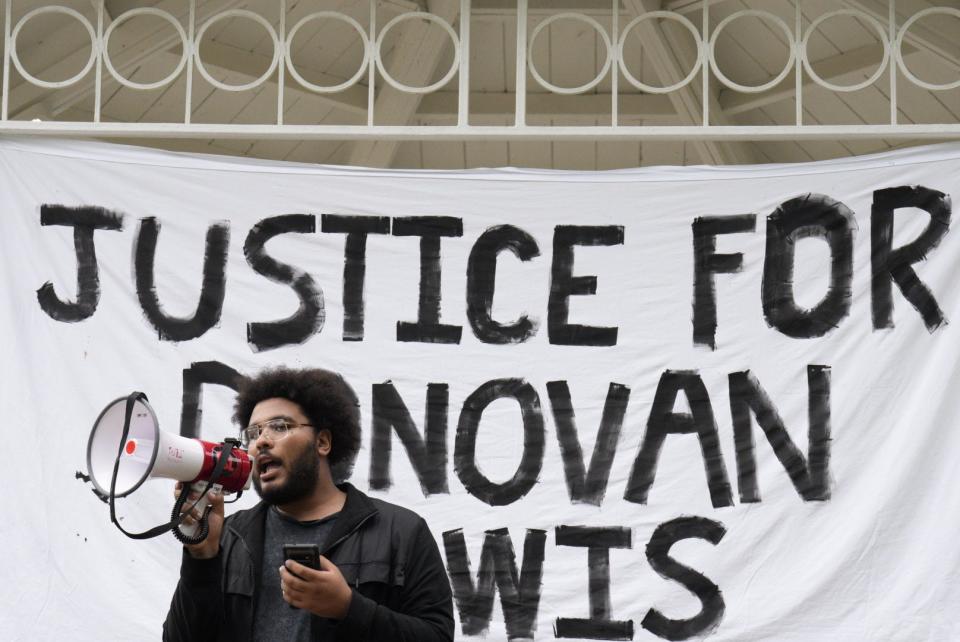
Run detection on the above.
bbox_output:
[693,186,950,348]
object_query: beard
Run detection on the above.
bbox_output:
[252,442,320,506]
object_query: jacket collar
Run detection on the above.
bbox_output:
[321,482,378,554]
[227,482,378,554]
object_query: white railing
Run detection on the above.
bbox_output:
[1,0,958,142]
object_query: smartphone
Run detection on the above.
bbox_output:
[283,544,320,609]
[283,544,320,579]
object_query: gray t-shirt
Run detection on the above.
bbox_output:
[252,507,339,642]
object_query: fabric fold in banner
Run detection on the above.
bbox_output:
[2,137,959,641]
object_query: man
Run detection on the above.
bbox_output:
[163,367,455,641]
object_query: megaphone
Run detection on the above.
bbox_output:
[84,392,252,544]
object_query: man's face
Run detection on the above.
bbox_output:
[246,398,323,506]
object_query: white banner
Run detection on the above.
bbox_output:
[2,137,959,641]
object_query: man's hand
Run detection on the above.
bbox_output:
[279,556,353,619]
[173,482,224,559]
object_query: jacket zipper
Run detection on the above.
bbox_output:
[324,511,377,588]
[324,510,376,553]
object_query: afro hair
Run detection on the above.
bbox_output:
[233,367,361,481]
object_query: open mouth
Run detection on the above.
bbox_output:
[257,456,281,482]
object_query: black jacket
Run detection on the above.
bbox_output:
[163,483,454,641]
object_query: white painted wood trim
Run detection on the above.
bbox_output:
[2,121,957,141]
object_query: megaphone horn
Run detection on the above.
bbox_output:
[87,395,252,497]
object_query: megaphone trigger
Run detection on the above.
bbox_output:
[172,481,223,545]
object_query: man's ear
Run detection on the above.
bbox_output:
[316,428,332,457]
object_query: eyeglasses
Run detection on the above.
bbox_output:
[241,417,312,448]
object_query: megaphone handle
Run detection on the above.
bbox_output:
[178,482,223,540]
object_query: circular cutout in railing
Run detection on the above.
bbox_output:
[103,8,188,91]
[619,11,701,94]
[527,13,613,95]
[194,9,281,92]
[709,10,795,94]
[376,12,459,94]
[11,6,97,89]
[896,8,960,91]
[286,12,370,94]
[802,10,889,93]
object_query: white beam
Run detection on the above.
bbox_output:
[1,120,957,141]
[348,0,460,167]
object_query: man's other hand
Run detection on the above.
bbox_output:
[279,556,353,619]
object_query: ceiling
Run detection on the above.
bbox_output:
[5,0,960,168]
